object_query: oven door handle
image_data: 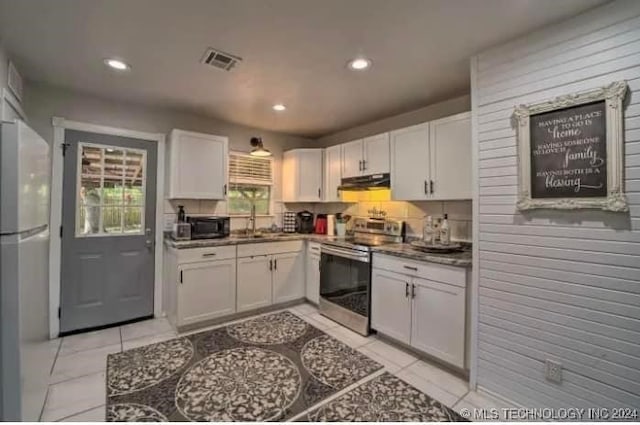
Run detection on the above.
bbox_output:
[321,245,370,263]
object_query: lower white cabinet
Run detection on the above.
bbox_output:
[237,255,273,312]
[177,258,236,326]
[410,277,466,368]
[371,269,411,344]
[165,241,305,330]
[371,254,468,369]
[272,252,305,304]
[236,244,305,311]
[305,243,321,304]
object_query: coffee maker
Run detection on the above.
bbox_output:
[296,211,315,234]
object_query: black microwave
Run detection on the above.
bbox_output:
[187,216,230,239]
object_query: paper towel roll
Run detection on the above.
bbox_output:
[327,214,336,236]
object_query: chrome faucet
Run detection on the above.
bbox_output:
[246,204,257,235]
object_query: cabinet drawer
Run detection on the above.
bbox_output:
[307,241,321,255]
[237,241,303,258]
[176,245,237,264]
[372,253,466,288]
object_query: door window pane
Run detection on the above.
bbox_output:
[124,207,143,233]
[76,143,146,237]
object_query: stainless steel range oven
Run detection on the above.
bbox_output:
[319,217,404,336]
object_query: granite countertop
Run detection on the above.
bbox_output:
[165,233,472,267]
[372,243,472,268]
[165,233,337,249]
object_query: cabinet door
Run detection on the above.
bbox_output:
[281,151,296,202]
[324,144,342,202]
[283,149,323,202]
[390,123,430,200]
[305,253,320,304]
[429,113,471,199]
[341,140,363,178]
[177,259,236,326]
[297,150,323,201]
[237,256,272,312]
[371,269,412,344]
[273,252,305,304]
[363,133,390,175]
[411,277,466,368]
[170,130,227,199]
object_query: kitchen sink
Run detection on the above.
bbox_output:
[232,232,291,239]
[233,233,265,239]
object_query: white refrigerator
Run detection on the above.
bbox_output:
[0,120,52,421]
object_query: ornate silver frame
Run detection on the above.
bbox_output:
[513,81,628,212]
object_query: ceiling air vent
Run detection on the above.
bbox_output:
[200,48,242,71]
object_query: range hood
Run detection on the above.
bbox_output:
[338,173,390,191]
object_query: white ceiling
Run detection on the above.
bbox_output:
[0,0,606,137]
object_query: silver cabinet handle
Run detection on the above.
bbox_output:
[403,265,418,271]
[424,180,428,195]
[269,259,273,271]
[411,283,416,298]
[274,259,277,270]
[202,252,217,257]
[430,180,434,194]
[362,160,367,171]
[358,160,363,171]
[405,282,409,298]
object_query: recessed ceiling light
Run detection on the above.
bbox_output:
[104,58,130,71]
[348,57,371,71]
[272,103,286,111]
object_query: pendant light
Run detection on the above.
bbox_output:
[249,137,272,157]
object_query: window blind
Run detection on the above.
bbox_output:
[228,152,273,185]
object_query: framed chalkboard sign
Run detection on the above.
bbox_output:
[513,81,628,212]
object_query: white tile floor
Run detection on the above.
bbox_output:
[41,303,511,422]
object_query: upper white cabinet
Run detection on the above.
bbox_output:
[341,133,390,178]
[390,112,471,200]
[390,123,431,200]
[166,129,228,199]
[323,144,342,202]
[363,133,391,175]
[282,149,323,202]
[429,112,472,199]
[341,140,364,178]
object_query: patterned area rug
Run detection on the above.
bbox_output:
[105,311,383,421]
[305,372,466,422]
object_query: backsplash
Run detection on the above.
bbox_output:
[165,199,472,242]
[296,200,472,242]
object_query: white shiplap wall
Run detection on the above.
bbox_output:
[471,0,640,410]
